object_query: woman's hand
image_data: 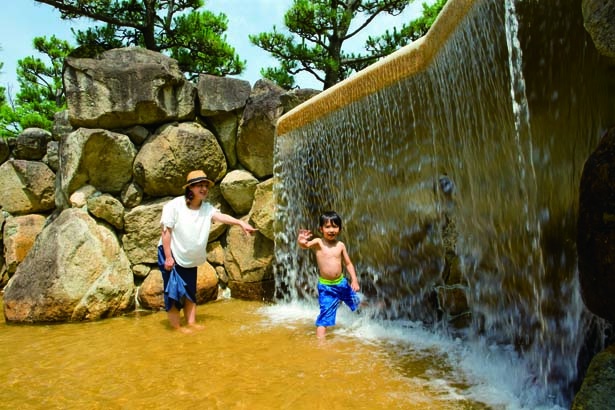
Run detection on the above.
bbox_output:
[240,221,257,235]
[164,255,175,271]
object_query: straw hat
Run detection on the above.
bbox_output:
[182,170,214,189]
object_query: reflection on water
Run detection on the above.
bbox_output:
[0,299,494,409]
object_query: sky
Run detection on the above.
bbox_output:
[0,0,432,94]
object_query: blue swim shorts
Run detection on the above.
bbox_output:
[315,277,360,327]
[157,245,197,311]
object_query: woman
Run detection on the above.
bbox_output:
[158,170,256,332]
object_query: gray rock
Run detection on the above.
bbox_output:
[3,208,135,322]
[64,47,196,128]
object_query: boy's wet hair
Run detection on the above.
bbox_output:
[319,211,342,229]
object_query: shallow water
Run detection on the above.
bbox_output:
[0,298,497,410]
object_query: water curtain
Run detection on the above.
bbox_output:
[273,0,614,404]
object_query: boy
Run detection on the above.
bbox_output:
[297,211,360,338]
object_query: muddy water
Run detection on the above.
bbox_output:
[0,299,491,409]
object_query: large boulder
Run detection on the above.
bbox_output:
[224,216,275,300]
[572,343,615,409]
[207,112,240,168]
[582,0,615,60]
[0,160,55,215]
[3,208,135,322]
[249,178,274,241]
[133,122,227,197]
[12,128,51,161]
[122,197,169,266]
[64,47,195,129]
[87,193,125,229]
[58,128,136,198]
[236,79,285,178]
[197,74,251,116]
[220,170,258,215]
[577,127,615,322]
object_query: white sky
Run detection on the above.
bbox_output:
[0,0,432,94]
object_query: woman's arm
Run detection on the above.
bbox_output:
[161,227,174,271]
[212,212,257,235]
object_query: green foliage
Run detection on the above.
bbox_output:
[260,67,297,90]
[365,0,448,55]
[17,35,71,107]
[0,36,71,138]
[251,0,447,90]
[35,0,245,80]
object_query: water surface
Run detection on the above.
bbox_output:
[1,299,495,409]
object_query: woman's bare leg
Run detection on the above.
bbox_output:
[167,306,182,329]
[184,300,204,329]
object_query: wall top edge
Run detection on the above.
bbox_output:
[275,0,477,138]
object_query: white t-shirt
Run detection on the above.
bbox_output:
[158,196,219,268]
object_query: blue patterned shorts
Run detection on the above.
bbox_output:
[315,277,360,327]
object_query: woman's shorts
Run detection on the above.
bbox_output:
[157,245,197,311]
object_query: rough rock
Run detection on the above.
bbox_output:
[0,160,56,215]
[236,79,285,178]
[224,216,274,300]
[87,193,125,229]
[577,127,615,322]
[59,128,136,197]
[3,208,135,322]
[249,178,274,240]
[2,214,46,274]
[13,128,51,160]
[220,169,259,215]
[583,0,615,60]
[52,110,74,142]
[64,47,196,128]
[69,184,97,208]
[122,197,169,265]
[133,122,227,197]
[197,74,251,116]
[120,182,144,208]
[206,111,240,168]
[572,343,615,409]
[0,137,10,164]
[44,140,59,172]
[206,241,225,266]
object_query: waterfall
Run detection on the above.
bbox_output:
[273,0,614,406]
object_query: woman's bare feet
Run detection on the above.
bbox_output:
[176,326,193,334]
[188,323,205,331]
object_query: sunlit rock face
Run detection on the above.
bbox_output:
[64,47,196,129]
[3,208,135,322]
[273,0,615,405]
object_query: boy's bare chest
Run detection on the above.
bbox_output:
[317,244,342,260]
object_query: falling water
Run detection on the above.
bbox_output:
[273,0,614,407]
